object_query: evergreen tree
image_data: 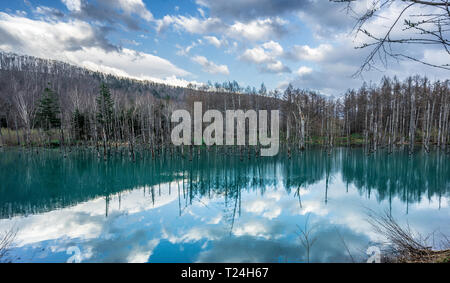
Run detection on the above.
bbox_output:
[36,85,61,130]
[284,83,294,102]
[96,83,114,129]
[259,83,267,96]
[72,108,86,140]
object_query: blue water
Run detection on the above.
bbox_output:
[0,147,448,262]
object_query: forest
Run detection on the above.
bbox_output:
[0,52,449,158]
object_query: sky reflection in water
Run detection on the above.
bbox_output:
[0,148,448,263]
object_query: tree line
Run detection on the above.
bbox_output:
[283,76,450,155]
[0,53,449,157]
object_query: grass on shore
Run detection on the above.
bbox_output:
[0,128,63,147]
[3,129,445,148]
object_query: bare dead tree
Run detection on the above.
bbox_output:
[0,52,448,152]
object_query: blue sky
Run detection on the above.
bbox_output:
[0,0,448,95]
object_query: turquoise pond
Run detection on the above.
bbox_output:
[0,147,448,262]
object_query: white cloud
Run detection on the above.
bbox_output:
[241,40,290,74]
[289,44,333,62]
[116,0,153,21]
[197,8,206,18]
[176,39,203,56]
[156,15,223,34]
[35,6,64,18]
[0,12,113,52]
[241,46,272,64]
[192,55,230,75]
[62,0,82,12]
[263,60,290,74]
[296,66,313,76]
[241,41,284,64]
[203,36,224,48]
[262,41,284,57]
[227,17,288,42]
[156,15,288,42]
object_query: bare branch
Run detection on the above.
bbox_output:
[331,0,450,75]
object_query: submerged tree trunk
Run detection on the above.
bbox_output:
[0,125,3,147]
[300,112,305,150]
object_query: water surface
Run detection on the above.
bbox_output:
[0,148,448,262]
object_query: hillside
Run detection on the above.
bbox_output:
[0,52,282,148]
[0,52,448,155]
[0,51,189,101]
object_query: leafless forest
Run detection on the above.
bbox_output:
[0,52,449,158]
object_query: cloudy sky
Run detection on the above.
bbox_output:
[0,0,448,95]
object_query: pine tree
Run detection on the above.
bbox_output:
[36,85,61,131]
[259,83,267,96]
[96,83,114,134]
[96,83,114,158]
[72,108,86,141]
